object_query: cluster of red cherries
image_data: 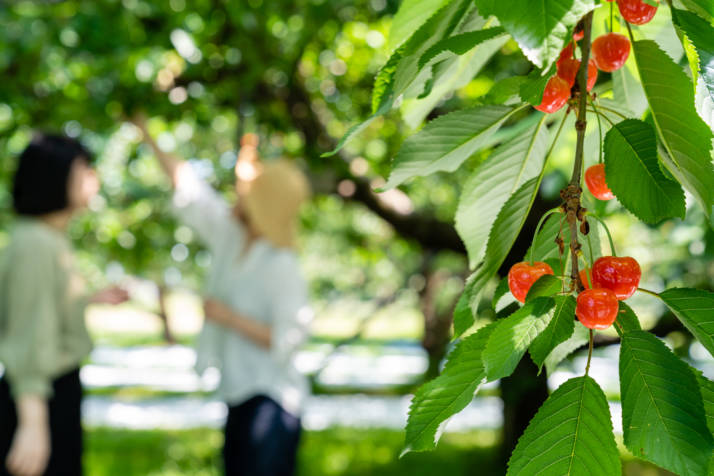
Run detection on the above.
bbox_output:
[535,0,658,114]
[508,255,641,330]
[506,0,656,331]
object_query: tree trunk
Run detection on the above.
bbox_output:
[419,267,454,380]
[498,356,549,464]
[497,192,561,462]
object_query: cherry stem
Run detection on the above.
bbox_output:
[585,226,595,266]
[558,214,567,292]
[637,287,660,297]
[609,1,614,33]
[596,104,628,120]
[585,329,594,376]
[529,208,564,265]
[583,233,595,289]
[586,213,617,257]
[625,18,635,43]
[561,245,571,291]
[588,97,604,164]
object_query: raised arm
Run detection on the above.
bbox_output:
[132,116,239,251]
[132,115,184,187]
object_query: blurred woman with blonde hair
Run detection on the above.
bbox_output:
[135,119,312,476]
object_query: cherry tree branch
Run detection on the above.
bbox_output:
[563,11,595,292]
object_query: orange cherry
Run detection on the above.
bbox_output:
[508,261,555,303]
[592,33,631,72]
[576,288,619,329]
[534,76,571,114]
[617,0,658,25]
[591,256,642,300]
[585,164,614,201]
[556,44,598,90]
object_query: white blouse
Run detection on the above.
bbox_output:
[173,164,312,416]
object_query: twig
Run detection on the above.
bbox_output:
[585,329,594,376]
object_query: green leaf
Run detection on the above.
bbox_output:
[321,115,379,158]
[475,0,596,69]
[529,295,576,371]
[457,176,544,334]
[371,46,407,115]
[402,15,510,128]
[692,370,714,437]
[544,324,589,376]
[673,8,714,103]
[613,65,648,117]
[524,213,566,263]
[696,75,714,131]
[384,104,524,189]
[520,65,556,106]
[507,376,621,476]
[390,0,472,108]
[484,76,528,105]
[452,290,473,337]
[614,301,641,337]
[492,276,510,309]
[525,274,562,302]
[632,40,714,225]
[620,331,714,475]
[483,297,555,381]
[387,0,449,52]
[418,27,507,69]
[326,0,470,156]
[680,0,714,22]
[604,119,686,224]
[455,117,549,267]
[403,322,498,454]
[659,287,714,358]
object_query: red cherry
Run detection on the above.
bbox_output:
[559,42,575,62]
[534,76,571,113]
[591,256,642,300]
[586,59,598,91]
[617,0,658,25]
[585,164,614,200]
[573,30,584,41]
[508,261,555,303]
[576,288,619,329]
[557,53,598,91]
[592,33,631,72]
[557,44,579,87]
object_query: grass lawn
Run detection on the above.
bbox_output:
[85,427,673,475]
[85,427,500,476]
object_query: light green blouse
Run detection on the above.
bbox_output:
[0,219,92,398]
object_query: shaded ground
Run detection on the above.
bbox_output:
[80,297,683,475]
[85,427,674,476]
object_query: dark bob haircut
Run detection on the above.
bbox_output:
[12,133,93,216]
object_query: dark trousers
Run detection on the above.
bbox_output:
[0,368,83,476]
[223,395,301,476]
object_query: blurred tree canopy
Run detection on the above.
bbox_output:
[0,0,711,332]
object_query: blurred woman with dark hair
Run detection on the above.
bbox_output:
[0,134,129,476]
